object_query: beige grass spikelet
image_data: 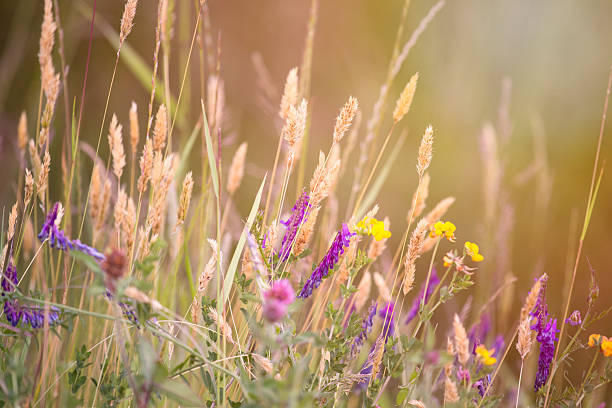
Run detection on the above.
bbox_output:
[96,177,112,231]
[18,112,28,153]
[24,169,34,208]
[227,142,247,195]
[177,171,193,227]
[403,218,428,294]
[138,138,153,193]
[409,172,430,220]
[337,233,358,285]
[37,151,51,200]
[129,101,139,154]
[153,104,167,152]
[407,400,426,408]
[516,318,533,360]
[124,197,136,252]
[370,335,385,385]
[282,99,307,151]
[279,67,298,119]
[7,202,18,242]
[416,125,434,178]
[333,96,359,144]
[520,275,544,322]
[114,189,127,236]
[207,75,226,130]
[263,220,279,258]
[354,271,372,312]
[108,114,126,179]
[393,72,418,123]
[292,205,319,256]
[90,164,103,222]
[453,314,470,366]
[192,239,218,322]
[120,0,138,44]
[444,377,459,403]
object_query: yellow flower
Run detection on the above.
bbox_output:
[464,241,484,262]
[431,221,456,241]
[588,333,602,347]
[371,219,391,241]
[601,338,612,357]
[475,345,497,365]
[356,216,391,241]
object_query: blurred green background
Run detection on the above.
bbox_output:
[0,0,610,339]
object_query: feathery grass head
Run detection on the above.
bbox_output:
[153,104,168,152]
[282,98,307,152]
[393,72,418,123]
[138,138,153,193]
[108,114,126,179]
[120,0,138,44]
[227,142,247,195]
[333,96,359,144]
[177,171,194,227]
[403,218,428,294]
[129,101,139,154]
[18,111,28,153]
[453,314,470,365]
[517,318,533,359]
[279,67,298,119]
[417,125,434,177]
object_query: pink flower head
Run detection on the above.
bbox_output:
[264,279,295,305]
[263,279,295,323]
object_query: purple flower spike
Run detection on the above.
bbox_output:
[566,310,582,326]
[297,223,354,299]
[278,191,309,261]
[352,302,377,353]
[530,274,558,391]
[405,268,440,324]
[39,203,106,262]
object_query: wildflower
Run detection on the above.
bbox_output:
[297,223,354,299]
[352,302,377,354]
[405,268,440,324]
[474,375,491,397]
[278,191,309,262]
[2,260,59,328]
[38,203,104,261]
[356,216,391,241]
[475,345,497,365]
[464,241,484,262]
[530,274,558,391]
[566,310,582,326]
[263,279,295,322]
[443,250,476,275]
[601,338,612,357]
[457,366,470,383]
[588,334,603,347]
[430,221,456,242]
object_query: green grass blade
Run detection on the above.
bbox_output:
[222,174,267,305]
[201,100,219,199]
[581,166,604,240]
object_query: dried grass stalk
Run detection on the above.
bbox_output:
[108,114,126,180]
[393,72,419,123]
[177,171,194,227]
[403,218,428,294]
[416,125,433,177]
[333,96,359,144]
[227,142,247,195]
[279,67,299,119]
[453,314,470,366]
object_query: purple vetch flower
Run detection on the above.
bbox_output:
[2,261,60,328]
[474,375,491,397]
[352,302,377,353]
[492,334,505,358]
[297,223,354,299]
[404,268,440,324]
[278,191,309,261]
[263,279,295,322]
[566,310,582,326]
[530,274,558,391]
[38,202,104,261]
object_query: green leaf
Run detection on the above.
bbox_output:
[222,174,267,306]
[396,387,410,405]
